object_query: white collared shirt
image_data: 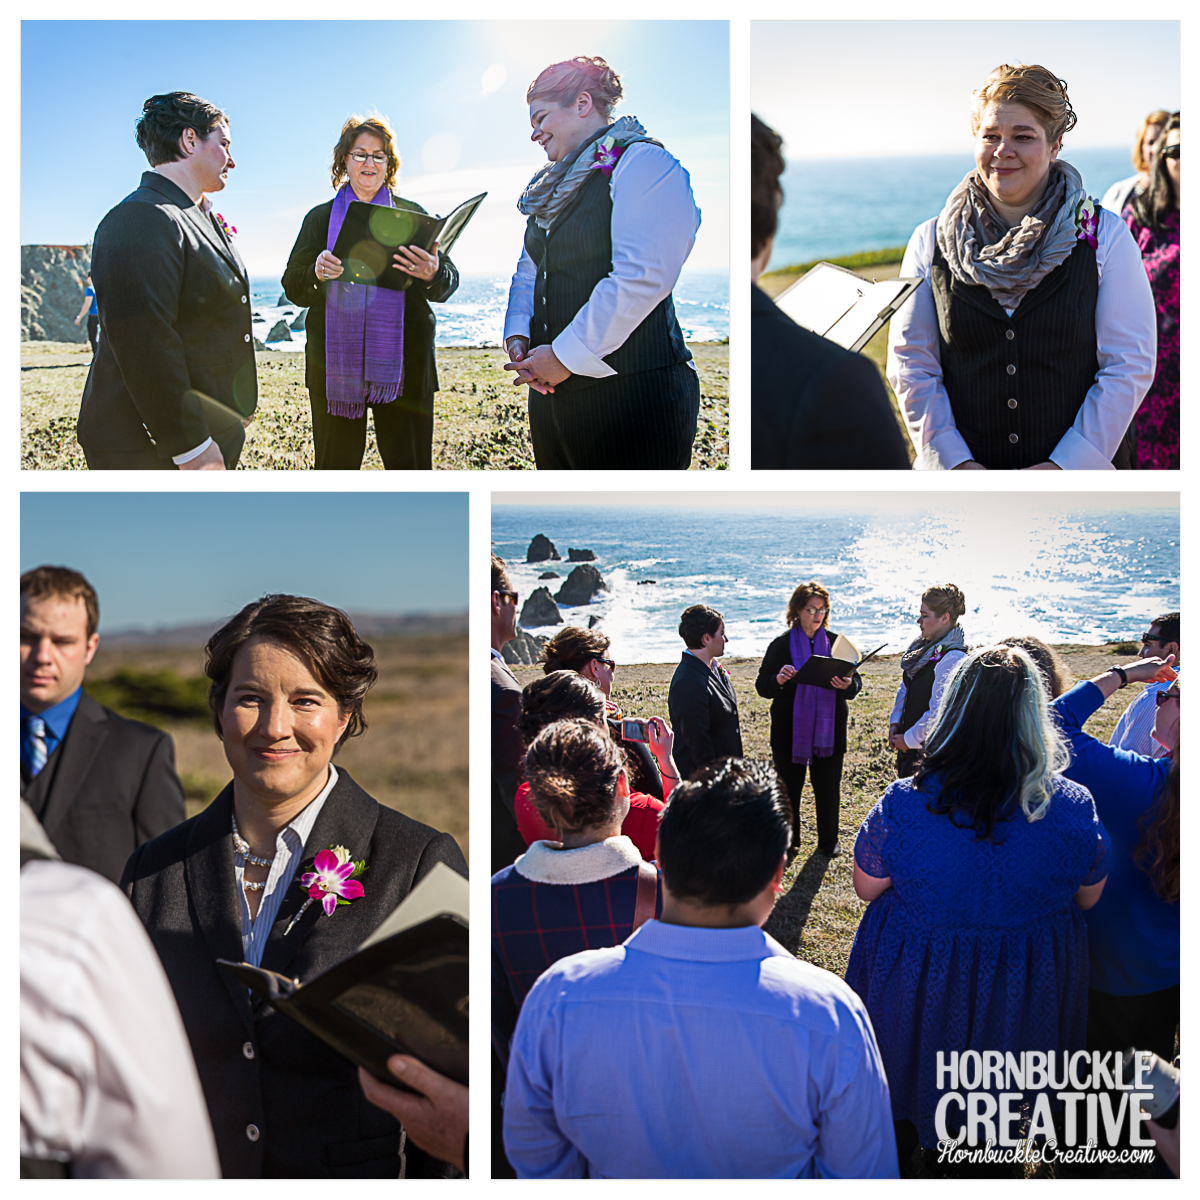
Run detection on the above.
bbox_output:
[236,765,339,966]
[886,208,1156,470]
[1109,666,1179,759]
[503,142,701,378]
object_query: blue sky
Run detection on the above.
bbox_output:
[21,20,729,276]
[753,20,1180,160]
[20,493,467,631]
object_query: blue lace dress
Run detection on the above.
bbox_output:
[845,774,1110,1147]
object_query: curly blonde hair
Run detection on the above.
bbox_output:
[970,64,1077,146]
[331,114,400,192]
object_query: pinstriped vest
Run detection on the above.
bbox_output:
[524,167,692,395]
[930,233,1127,468]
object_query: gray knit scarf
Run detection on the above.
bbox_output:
[936,160,1089,310]
[517,116,660,230]
[900,624,968,682]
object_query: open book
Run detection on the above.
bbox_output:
[793,634,887,688]
[774,262,920,352]
[331,193,487,291]
[218,862,468,1087]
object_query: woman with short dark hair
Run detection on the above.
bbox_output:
[122,595,467,1178]
[282,114,459,470]
[668,604,742,778]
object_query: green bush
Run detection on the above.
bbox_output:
[763,246,908,280]
[86,668,211,727]
[1111,642,1141,656]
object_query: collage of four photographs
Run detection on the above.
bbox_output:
[17,15,1181,1182]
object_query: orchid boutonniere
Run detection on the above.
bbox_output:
[286,846,366,932]
[929,643,952,665]
[1074,197,1099,249]
[590,135,623,177]
[215,212,237,240]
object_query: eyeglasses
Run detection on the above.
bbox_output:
[1162,144,1180,160]
[802,606,828,617]
[1155,690,1180,707]
[496,590,518,605]
[593,657,616,670]
[349,151,388,165]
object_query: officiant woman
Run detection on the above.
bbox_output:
[887,64,1156,471]
[754,582,861,857]
[282,115,459,470]
[502,56,702,470]
[121,595,467,1177]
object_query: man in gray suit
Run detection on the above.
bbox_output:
[20,566,185,883]
[78,91,257,470]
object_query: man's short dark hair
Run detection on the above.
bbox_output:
[657,758,789,907]
[751,114,785,260]
[136,92,227,167]
[1152,612,1180,645]
[679,604,723,650]
[21,565,100,639]
[491,553,512,595]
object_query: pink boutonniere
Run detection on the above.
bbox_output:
[286,846,366,932]
[589,135,624,177]
[1074,198,1099,250]
[215,212,237,240]
[929,644,949,665]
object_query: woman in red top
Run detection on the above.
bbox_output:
[513,671,679,861]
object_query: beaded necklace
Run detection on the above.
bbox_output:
[232,813,274,892]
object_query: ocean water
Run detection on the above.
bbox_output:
[247,269,728,352]
[771,147,1134,268]
[492,500,1179,664]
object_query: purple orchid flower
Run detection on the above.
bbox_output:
[590,141,624,177]
[301,849,365,916]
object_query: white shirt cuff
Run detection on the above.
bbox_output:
[552,326,616,379]
[916,428,974,471]
[903,729,922,750]
[172,438,214,465]
[1049,426,1117,471]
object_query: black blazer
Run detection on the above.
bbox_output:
[281,195,459,401]
[491,654,527,874]
[21,692,185,884]
[667,652,743,780]
[78,171,257,464]
[750,283,911,470]
[755,630,863,762]
[121,771,467,1178]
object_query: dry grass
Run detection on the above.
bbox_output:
[21,342,729,471]
[89,632,469,864]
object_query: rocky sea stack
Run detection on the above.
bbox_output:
[555,564,607,606]
[526,534,561,563]
[520,587,562,627]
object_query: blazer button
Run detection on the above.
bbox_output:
[1009,433,1019,444]
[244,334,251,342]
[242,1042,255,1059]
[1006,364,1016,375]
[1007,398,1018,409]
[246,1125,260,1142]
[241,294,248,304]
[1005,329,1015,340]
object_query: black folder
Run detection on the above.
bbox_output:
[792,639,887,688]
[330,192,486,291]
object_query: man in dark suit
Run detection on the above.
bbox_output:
[750,114,911,470]
[20,566,186,884]
[668,604,743,780]
[491,554,527,876]
[78,91,257,470]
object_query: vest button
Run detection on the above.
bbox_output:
[541,296,546,305]
[242,1042,255,1059]
[244,334,250,342]
[543,322,548,332]
[246,1124,260,1142]
[1007,398,1018,409]
[1005,329,1015,340]
[1009,433,1019,444]
[1006,364,1016,375]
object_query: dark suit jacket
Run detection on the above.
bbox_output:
[750,282,911,470]
[754,629,863,762]
[667,652,743,780]
[121,771,467,1179]
[491,654,528,874]
[21,692,185,884]
[281,195,459,401]
[78,172,257,467]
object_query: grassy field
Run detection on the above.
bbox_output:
[20,341,729,471]
[88,632,469,864]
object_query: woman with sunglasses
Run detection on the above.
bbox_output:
[755,581,862,856]
[1051,655,1179,1129]
[282,114,459,470]
[887,64,1155,470]
[1121,114,1180,469]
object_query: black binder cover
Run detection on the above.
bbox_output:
[331,193,486,291]
[792,643,887,688]
[218,913,468,1088]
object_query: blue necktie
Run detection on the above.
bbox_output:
[25,715,48,777]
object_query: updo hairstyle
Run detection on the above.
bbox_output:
[970,64,1077,145]
[517,670,606,743]
[526,56,623,120]
[541,626,610,675]
[922,583,967,622]
[524,718,625,835]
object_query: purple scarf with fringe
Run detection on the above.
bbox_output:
[790,625,836,764]
[324,184,405,418]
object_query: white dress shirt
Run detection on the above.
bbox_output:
[888,651,966,750]
[21,861,221,1178]
[236,764,339,966]
[887,208,1156,470]
[503,142,701,378]
[1109,667,1178,759]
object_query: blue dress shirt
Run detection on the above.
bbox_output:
[504,919,898,1179]
[21,687,84,774]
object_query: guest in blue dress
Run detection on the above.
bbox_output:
[846,644,1111,1165]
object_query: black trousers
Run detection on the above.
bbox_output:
[1088,985,1179,1064]
[85,315,99,354]
[527,360,699,470]
[82,417,244,470]
[309,390,434,470]
[896,748,921,778]
[774,753,844,851]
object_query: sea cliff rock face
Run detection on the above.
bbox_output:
[266,320,292,342]
[555,564,607,606]
[501,630,549,666]
[22,245,92,343]
[567,548,596,561]
[527,534,561,563]
[520,587,562,628]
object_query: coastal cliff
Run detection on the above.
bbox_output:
[22,245,92,343]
